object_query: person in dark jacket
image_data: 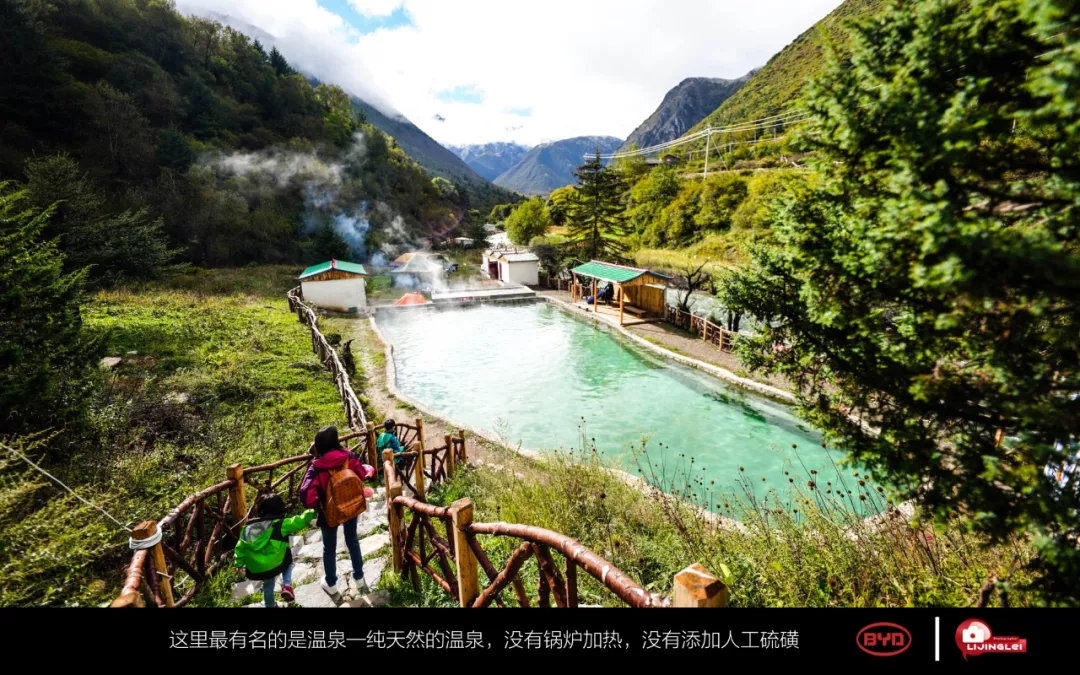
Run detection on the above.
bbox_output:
[299,425,375,601]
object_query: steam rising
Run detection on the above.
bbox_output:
[206,131,425,265]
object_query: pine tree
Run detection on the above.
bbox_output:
[0,183,97,433]
[564,152,630,263]
[309,223,350,261]
[269,46,293,77]
[719,0,1080,603]
[252,38,267,60]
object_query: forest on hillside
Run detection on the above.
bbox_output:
[0,0,480,278]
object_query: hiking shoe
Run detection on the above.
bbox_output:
[281,584,295,602]
[320,577,341,600]
[354,578,369,595]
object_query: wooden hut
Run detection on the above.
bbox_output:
[570,260,670,325]
[298,259,368,312]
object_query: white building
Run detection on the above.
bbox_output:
[481,250,540,286]
[298,259,368,312]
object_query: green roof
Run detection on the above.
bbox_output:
[298,259,368,280]
[570,261,670,284]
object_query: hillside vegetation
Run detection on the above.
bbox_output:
[0,0,478,270]
[689,0,889,134]
[0,267,348,606]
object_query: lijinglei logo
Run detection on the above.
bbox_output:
[954,619,1027,660]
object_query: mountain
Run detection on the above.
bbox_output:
[349,98,517,210]
[618,75,752,152]
[493,136,623,196]
[688,0,889,134]
[200,11,517,212]
[447,142,531,181]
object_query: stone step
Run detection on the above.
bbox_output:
[243,556,387,608]
[299,505,388,548]
[297,529,389,561]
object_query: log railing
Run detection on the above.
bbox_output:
[112,428,375,608]
[287,287,367,430]
[382,451,727,608]
[665,305,738,352]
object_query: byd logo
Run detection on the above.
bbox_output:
[856,622,912,657]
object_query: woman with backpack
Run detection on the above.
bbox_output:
[299,425,376,601]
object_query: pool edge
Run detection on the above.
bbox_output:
[538,295,797,406]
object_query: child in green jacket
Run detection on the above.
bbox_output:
[234,494,316,607]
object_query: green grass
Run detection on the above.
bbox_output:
[384,437,1039,608]
[0,266,349,607]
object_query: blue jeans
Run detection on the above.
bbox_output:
[321,516,363,588]
[262,563,293,608]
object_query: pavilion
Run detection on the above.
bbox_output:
[569,260,671,325]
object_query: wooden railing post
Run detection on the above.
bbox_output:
[673,563,728,607]
[226,464,248,530]
[366,421,378,468]
[133,521,174,607]
[413,444,426,501]
[444,433,455,478]
[384,450,404,574]
[450,498,479,608]
[458,429,467,465]
[414,418,426,500]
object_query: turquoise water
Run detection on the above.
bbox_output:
[376,302,859,508]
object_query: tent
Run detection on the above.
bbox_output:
[393,293,428,306]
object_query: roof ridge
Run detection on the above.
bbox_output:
[588,259,647,272]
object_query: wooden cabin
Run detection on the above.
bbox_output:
[570,260,671,325]
[298,259,368,312]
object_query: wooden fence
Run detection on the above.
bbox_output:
[381,451,727,608]
[665,305,738,352]
[544,275,573,292]
[287,287,367,430]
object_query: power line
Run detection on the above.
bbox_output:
[1,440,132,532]
[590,109,810,161]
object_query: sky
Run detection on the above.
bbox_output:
[174,0,845,148]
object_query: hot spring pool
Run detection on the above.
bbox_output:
[376,301,865,509]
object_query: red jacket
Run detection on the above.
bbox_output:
[299,448,375,526]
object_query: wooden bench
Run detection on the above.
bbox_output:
[623,305,647,317]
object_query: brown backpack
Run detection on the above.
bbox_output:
[322,464,367,527]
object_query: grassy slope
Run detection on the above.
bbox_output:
[688,0,889,134]
[0,267,345,606]
[385,444,1037,608]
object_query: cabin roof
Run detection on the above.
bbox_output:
[298,259,368,280]
[570,260,670,284]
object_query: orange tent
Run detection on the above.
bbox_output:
[393,293,428,306]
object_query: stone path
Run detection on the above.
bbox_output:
[234,487,393,608]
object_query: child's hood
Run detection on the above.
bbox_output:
[240,519,274,544]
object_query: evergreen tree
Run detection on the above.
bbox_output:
[719,0,1080,603]
[269,46,293,76]
[65,208,182,287]
[155,126,194,173]
[564,153,630,263]
[252,38,267,60]
[0,183,97,433]
[309,223,351,261]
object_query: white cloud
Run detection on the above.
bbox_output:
[348,0,404,16]
[175,0,844,147]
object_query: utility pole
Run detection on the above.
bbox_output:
[703,127,711,180]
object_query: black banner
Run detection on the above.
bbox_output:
[3,608,1071,665]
